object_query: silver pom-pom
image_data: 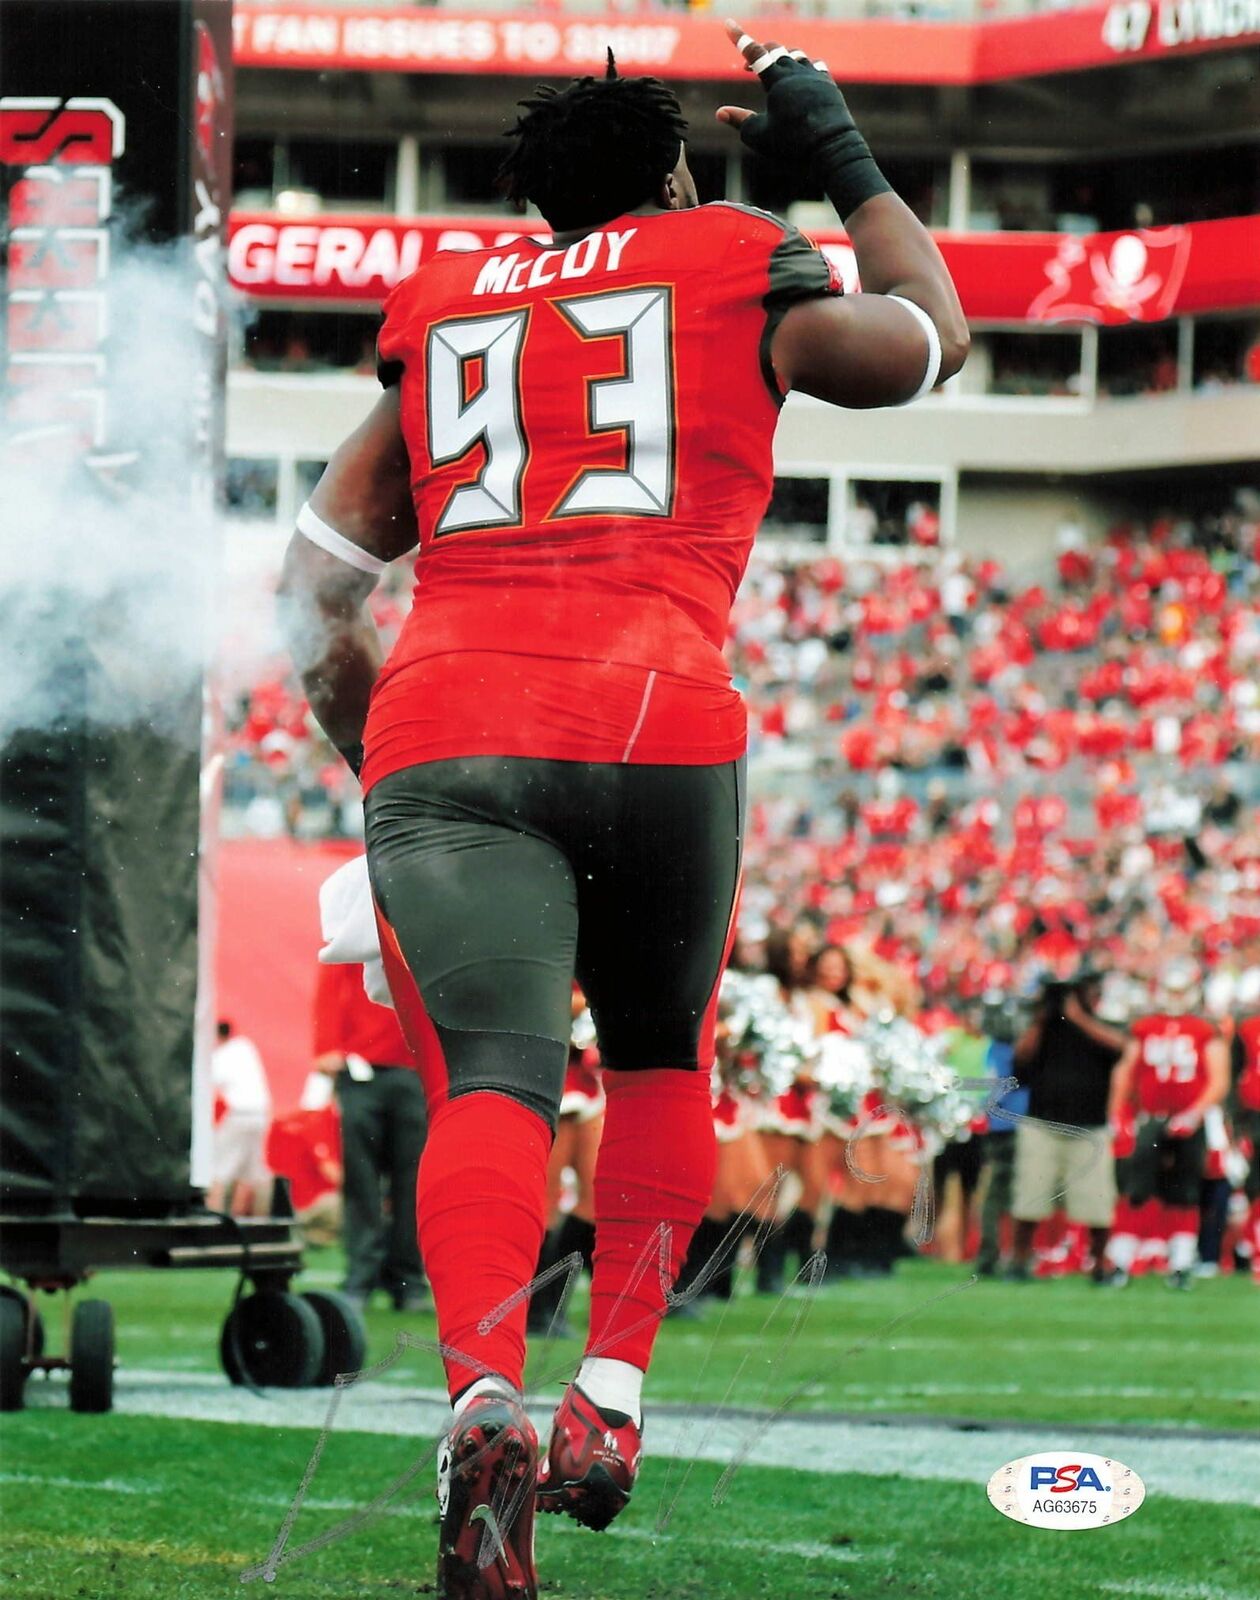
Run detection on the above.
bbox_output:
[859,1011,986,1142]
[716,970,814,1100]
[814,1032,873,1122]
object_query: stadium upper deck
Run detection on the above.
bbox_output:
[231,0,1260,85]
[224,0,1260,552]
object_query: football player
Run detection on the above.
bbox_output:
[278,22,967,1598]
[1109,964,1230,1289]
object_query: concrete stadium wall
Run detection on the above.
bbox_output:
[224,370,1260,564]
[229,369,1260,480]
[773,387,1260,477]
[953,483,1111,566]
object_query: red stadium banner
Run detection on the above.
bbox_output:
[227,210,1260,324]
[230,3,1260,84]
[943,217,1260,324]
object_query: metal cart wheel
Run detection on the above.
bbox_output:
[0,1294,26,1411]
[219,1290,325,1388]
[68,1299,115,1414]
[300,1290,368,1387]
[0,1285,44,1360]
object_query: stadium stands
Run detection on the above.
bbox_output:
[223,492,1260,1008]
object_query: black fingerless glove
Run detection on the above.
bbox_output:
[737,55,891,224]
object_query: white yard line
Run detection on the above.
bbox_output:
[0,1472,160,1497]
[1100,1582,1260,1600]
[18,1367,1260,1509]
[748,1382,1260,1402]
[0,1472,893,1565]
[543,1521,897,1564]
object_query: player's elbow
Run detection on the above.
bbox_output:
[893,291,970,389]
[894,301,969,402]
[279,530,372,613]
[939,318,970,384]
[276,537,323,636]
[276,535,305,604]
[277,535,350,663]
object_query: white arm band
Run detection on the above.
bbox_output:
[885,294,943,404]
[296,502,388,577]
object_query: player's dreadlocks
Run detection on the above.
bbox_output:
[498,52,688,231]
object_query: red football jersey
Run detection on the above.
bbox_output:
[1130,1013,1217,1116]
[361,204,841,788]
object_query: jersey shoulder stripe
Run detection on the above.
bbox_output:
[704,199,792,233]
[705,201,842,304]
[714,207,842,403]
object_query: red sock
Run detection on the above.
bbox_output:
[416,1091,551,1399]
[1165,1204,1198,1235]
[587,1068,717,1373]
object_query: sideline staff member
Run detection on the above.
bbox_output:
[1009,972,1126,1281]
[314,962,427,1310]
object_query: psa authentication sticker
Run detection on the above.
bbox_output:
[987,1452,1145,1530]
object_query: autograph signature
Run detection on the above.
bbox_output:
[240,1076,1083,1583]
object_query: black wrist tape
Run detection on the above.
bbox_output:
[815,127,892,224]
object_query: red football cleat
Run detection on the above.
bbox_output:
[537,1384,642,1532]
[437,1391,539,1599]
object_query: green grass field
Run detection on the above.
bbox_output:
[3,1251,1259,1600]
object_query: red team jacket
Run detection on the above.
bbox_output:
[313,961,415,1068]
[361,204,841,789]
[1129,1013,1218,1117]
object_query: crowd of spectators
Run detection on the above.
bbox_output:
[730,494,1260,1009]
[223,489,1260,1014]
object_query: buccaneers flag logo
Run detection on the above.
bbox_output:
[193,21,225,166]
[1028,227,1191,325]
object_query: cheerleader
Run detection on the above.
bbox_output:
[755,931,830,1292]
[819,952,921,1277]
[674,1021,779,1306]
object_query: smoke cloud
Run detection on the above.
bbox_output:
[0,223,234,751]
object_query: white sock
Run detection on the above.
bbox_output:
[577,1357,643,1426]
[451,1374,515,1427]
[1107,1233,1138,1273]
[1167,1231,1198,1275]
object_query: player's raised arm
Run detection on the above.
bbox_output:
[718,21,969,409]
[276,388,419,773]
